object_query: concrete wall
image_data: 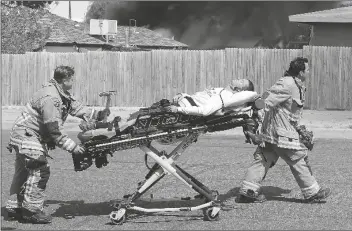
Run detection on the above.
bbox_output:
[310,23,352,47]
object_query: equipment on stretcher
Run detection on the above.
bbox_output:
[75,96,264,225]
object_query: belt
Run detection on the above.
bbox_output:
[184,96,198,107]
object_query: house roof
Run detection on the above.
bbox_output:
[110,26,188,48]
[289,6,352,23]
[84,24,188,48]
[38,13,108,46]
[41,16,188,48]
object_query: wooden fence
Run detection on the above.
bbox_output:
[303,46,352,110]
[1,46,351,110]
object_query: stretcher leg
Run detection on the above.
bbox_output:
[174,164,215,198]
[109,132,221,225]
[119,133,200,202]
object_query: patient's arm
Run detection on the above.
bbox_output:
[222,91,259,108]
[176,95,223,116]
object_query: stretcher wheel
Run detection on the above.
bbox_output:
[203,207,220,221]
[109,208,126,225]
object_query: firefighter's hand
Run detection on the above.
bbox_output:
[165,106,178,113]
[72,145,86,155]
[245,131,263,145]
[79,120,96,132]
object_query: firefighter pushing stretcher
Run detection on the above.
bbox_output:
[5,65,111,224]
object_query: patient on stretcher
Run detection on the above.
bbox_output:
[78,79,261,143]
[165,79,258,116]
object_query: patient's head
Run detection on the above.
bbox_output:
[228,79,254,92]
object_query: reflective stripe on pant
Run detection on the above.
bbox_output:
[6,153,28,210]
[6,148,50,212]
[240,142,320,199]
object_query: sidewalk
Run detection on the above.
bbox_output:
[2,106,352,139]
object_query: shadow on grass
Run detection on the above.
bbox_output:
[44,187,297,219]
[45,199,114,217]
[45,198,205,223]
[0,227,16,230]
[219,186,309,205]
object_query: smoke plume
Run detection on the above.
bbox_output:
[96,1,350,49]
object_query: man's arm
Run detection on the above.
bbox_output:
[263,78,292,108]
[69,99,109,121]
[41,97,82,153]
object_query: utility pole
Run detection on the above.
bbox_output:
[69,1,72,20]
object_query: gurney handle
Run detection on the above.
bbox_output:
[99,90,117,122]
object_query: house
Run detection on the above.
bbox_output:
[2,4,187,54]
[39,16,189,52]
[38,16,189,51]
[36,13,112,52]
[289,6,352,47]
[89,24,189,50]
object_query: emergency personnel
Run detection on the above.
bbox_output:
[234,57,331,204]
[5,65,109,224]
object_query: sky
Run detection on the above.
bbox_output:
[49,1,91,22]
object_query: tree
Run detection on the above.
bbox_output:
[1,4,51,54]
[8,1,53,9]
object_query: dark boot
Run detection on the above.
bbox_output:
[21,208,52,224]
[235,189,267,203]
[306,187,331,203]
[222,189,266,207]
[5,192,24,221]
[5,208,22,221]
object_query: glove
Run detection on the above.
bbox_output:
[72,144,85,155]
[296,125,314,151]
[243,118,261,145]
[79,120,96,132]
[71,145,92,171]
[244,131,263,145]
[165,105,178,113]
[47,140,56,150]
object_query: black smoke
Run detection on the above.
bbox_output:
[92,1,349,49]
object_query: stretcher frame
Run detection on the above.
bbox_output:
[80,102,263,225]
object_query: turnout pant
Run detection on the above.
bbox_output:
[239,142,320,199]
[6,146,50,212]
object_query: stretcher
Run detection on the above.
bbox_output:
[76,96,264,225]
